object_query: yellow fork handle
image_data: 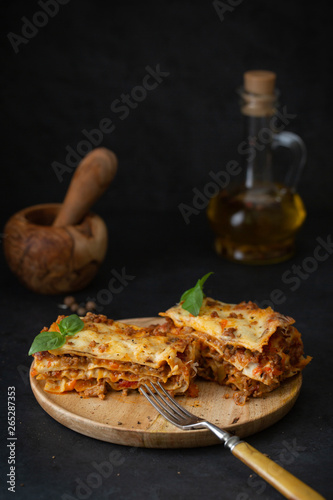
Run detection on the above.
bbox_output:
[232,442,325,500]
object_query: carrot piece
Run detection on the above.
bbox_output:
[65,380,77,391]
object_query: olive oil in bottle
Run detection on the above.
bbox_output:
[207,70,307,265]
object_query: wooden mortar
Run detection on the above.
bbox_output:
[3,147,118,294]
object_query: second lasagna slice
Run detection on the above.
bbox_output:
[160,298,311,404]
[31,313,199,399]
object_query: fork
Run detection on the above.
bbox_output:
[139,382,324,500]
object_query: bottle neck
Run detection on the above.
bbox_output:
[241,114,273,189]
[239,88,278,190]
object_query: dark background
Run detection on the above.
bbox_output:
[1,1,332,499]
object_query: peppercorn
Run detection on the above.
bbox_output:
[86,300,97,311]
[64,296,76,307]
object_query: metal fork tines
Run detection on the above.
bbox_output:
[139,382,238,448]
[139,381,205,430]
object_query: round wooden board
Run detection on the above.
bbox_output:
[30,317,302,448]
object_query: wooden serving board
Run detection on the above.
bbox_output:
[30,317,302,448]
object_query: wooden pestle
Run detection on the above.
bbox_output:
[53,147,118,227]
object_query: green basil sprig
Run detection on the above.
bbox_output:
[29,314,84,355]
[180,272,213,316]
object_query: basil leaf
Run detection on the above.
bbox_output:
[198,272,213,290]
[179,287,193,303]
[28,314,84,356]
[59,314,84,336]
[180,272,213,316]
[181,282,204,316]
[28,331,65,355]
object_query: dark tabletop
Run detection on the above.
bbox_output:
[1,1,332,499]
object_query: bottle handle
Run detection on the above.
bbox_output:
[272,131,307,190]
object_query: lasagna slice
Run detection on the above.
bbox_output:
[160,298,311,405]
[31,313,199,399]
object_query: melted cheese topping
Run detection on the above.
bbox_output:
[160,298,294,351]
[49,320,188,369]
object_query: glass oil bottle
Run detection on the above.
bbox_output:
[207,70,307,264]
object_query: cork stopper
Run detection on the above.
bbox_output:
[244,70,276,95]
[241,70,277,117]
